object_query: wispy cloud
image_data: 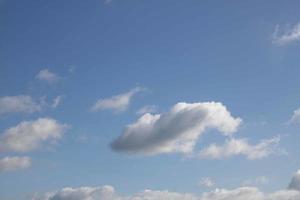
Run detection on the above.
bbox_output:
[0,118,68,153]
[288,108,300,125]
[0,95,43,115]
[36,69,59,83]
[136,105,157,115]
[242,176,269,187]
[0,156,31,172]
[52,96,63,108]
[272,23,300,45]
[91,87,144,112]
[198,136,281,160]
[199,177,216,188]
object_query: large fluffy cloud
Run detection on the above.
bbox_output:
[289,170,300,191]
[198,137,280,160]
[111,102,242,155]
[33,169,300,200]
[0,95,43,114]
[91,87,143,112]
[0,118,68,152]
[0,156,31,172]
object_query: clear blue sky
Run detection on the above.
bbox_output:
[1,1,300,200]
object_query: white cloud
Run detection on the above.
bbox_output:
[111,102,241,155]
[0,95,43,115]
[52,96,63,108]
[0,156,31,172]
[33,169,300,200]
[36,69,59,83]
[91,87,144,112]
[199,177,216,188]
[289,170,300,191]
[136,105,157,115]
[288,108,300,124]
[272,23,300,45]
[198,136,281,160]
[0,118,68,153]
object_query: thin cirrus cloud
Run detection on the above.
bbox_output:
[111,102,242,155]
[36,69,59,83]
[272,22,300,45]
[0,118,68,153]
[91,87,144,112]
[33,169,300,200]
[0,156,31,172]
[288,107,300,124]
[198,136,281,160]
[0,95,43,115]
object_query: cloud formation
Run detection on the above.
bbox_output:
[272,23,300,45]
[111,102,241,155]
[289,170,300,191]
[33,169,300,200]
[0,95,43,115]
[0,156,31,172]
[288,108,300,124]
[36,69,59,83]
[91,87,143,112]
[0,118,68,153]
[199,177,216,188]
[198,136,281,160]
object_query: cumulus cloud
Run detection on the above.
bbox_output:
[33,169,300,200]
[289,170,300,191]
[272,23,300,45]
[0,118,68,153]
[0,95,43,115]
[136,105,157,115]
[36,69,59,83]
[199,177,216,188]
[91,87,144,112]
[111,102,241,155]
[198,136,281,160]
[0,156,31,172]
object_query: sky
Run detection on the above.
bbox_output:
[1,0,300,200]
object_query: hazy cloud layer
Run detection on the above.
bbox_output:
[91,87,143,112]
[34,169,300,200]
[198,136,281,160]
[36,69,59,83]
[0,156,31,172]
[0,118,68,153]
[111,102,242,155]
[272,23,300,45]
[0,95,43,115]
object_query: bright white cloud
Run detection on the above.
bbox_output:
[198,137,280,160]
[0,95,43,115]
[288,108,300,124]
[199,177,216,188]
[33,169,300,200]
[36,69,59,83]
[91,87,144,112]
[111,102,241,155]
[136,105,157,115]
[0,118,68,153]
[0,156,31,172]
[272,23,300,45]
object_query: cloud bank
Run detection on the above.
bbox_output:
[111,102,242,155]
[0,118,68,153]
[91,87,143,112]
[33,169,300,200]
[0,156,31,172]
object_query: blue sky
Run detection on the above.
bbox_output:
[1,1,300,200]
